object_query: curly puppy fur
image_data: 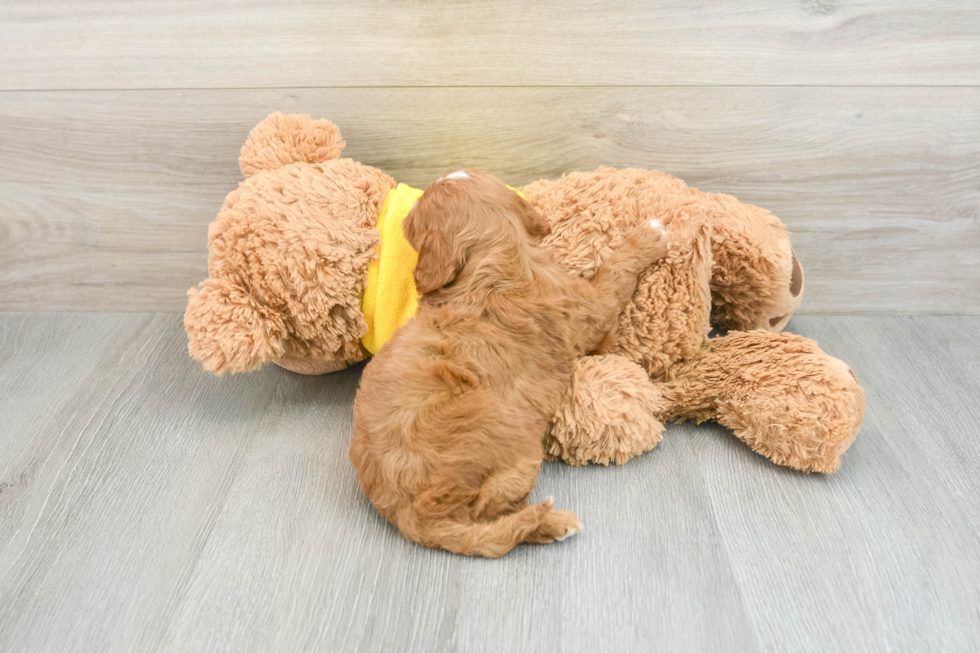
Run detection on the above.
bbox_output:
[349,170,667,557]
[523,168,713,379]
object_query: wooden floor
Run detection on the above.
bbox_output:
[2,1,978,650]
[0,313,977,652]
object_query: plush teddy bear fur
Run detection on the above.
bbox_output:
[185,114,394,375]
[185,113,864,473]
[546,332,864,473]
[520,168,859,473]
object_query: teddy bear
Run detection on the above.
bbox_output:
[185,113,865,474]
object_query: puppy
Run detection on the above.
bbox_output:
[349,170,667,557]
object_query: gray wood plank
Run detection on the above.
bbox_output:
[0,314,149,553]
[686,315,980,653]
[0,313,756,652]
[1,313,980,652]
[2,87,977,314]
[0,314,288,652]
[797,315,980,527]
[158,422,756,652]
[1,1,978,90]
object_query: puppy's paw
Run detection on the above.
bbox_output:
[624,221,669,268]
[525,508,583,544]
[555,515,583,541]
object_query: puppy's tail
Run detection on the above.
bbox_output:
[416,498,582,558]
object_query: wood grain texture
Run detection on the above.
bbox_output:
[1,313,979,652]
[692,314,980,652]
[2,87,978,314]
[1,1,979,90]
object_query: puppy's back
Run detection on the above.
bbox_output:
[350,314,580,558]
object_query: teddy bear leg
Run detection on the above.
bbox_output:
[659,331,865,473]
[546,355,668,466]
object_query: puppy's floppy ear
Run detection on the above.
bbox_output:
[517,196,551,240]
[404,195,463,294]
[412,227,460,294]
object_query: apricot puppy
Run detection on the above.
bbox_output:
[349,170,667,557]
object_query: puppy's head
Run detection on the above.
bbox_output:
[403,169,550,295]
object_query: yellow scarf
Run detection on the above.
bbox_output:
[361,183,425,354]
[361,182,527,354]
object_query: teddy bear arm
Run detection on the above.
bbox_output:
[184,277,288,376]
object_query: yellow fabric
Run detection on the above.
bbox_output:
[361,183,425,354]
[361,182,527,354]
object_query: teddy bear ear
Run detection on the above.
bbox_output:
[184,278,287,375]
[238,113,346,178]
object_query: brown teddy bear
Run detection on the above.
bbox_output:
[185,113,865,473]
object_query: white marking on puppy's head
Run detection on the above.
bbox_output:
[648,218,669,246]
[436,170,471,182]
